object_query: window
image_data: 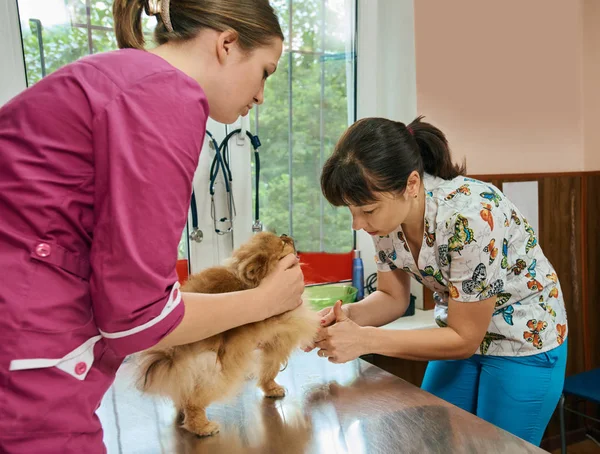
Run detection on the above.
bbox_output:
[16,0,357,257]
[14,0,188,255]
[17,0,158,85]
[254,0,356,253]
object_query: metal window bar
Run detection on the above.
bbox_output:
[287,0,294,238]
[70,23,112,32]
[70,22,153,41]
[85,0,93,54]
[319,0,326,252]
[28,19,46,77]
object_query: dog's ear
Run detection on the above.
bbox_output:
[238,252,272,287]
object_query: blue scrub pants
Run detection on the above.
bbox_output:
[421,340,568,446]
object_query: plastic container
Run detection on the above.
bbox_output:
[304,284,358,311]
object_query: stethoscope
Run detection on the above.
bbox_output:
[189,128,262,243]
[207,129,235,235]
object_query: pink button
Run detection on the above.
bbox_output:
[75,362,87,375]
[35,243,51,257]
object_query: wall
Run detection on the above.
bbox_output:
[583,0,600,171]
[414,0,586,174]
[0,0,27,106]
[411,3,600,446]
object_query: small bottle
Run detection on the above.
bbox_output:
[352,249,365,301]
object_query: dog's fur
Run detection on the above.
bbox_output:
[134,232,319,437]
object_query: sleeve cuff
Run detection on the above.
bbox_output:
[99,282,185,357]
[450,289,502,303]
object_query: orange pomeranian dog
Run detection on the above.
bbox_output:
[134,232,319,437]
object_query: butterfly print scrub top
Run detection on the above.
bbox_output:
[374,174,568,357]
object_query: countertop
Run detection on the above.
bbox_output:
[380,309,438,331]
[98,349,546,453]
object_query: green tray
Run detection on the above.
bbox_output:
[304,284,358,311]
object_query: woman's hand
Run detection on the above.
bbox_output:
[302,300,351,352]
[318,301,351,327]
[315,301,367,363]
[257,253,305,318]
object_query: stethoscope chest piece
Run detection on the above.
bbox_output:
[189,227,204,243]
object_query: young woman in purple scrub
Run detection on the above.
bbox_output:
[0,1,304,452]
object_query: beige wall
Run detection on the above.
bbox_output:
[414,0,598,174]
[583,0,600,171]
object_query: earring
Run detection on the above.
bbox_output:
[414,194,418,199]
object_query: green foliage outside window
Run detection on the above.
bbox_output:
[19,0,355,255]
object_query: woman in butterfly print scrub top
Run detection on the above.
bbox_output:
[310,116,568,447]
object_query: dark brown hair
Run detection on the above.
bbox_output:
[321,116,466,206]
[113,0,284,51]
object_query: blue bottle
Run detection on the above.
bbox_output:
[352,249,365,301]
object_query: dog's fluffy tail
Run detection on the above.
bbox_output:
[134,343,222,405]
[135,349,174,393]
[134,348,195,404]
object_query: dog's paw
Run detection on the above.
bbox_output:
[195,421,221,438]
[183,420,221,437]
[263,383,286,398]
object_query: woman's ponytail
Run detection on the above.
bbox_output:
[113,0,146,50]
[113,1,284,52]
[321,116,466,207]
[407,116,466,180]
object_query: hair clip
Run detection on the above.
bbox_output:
[145,0,173,33]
